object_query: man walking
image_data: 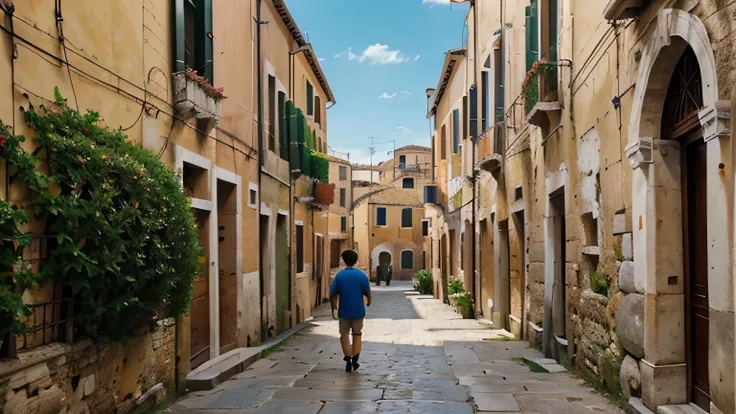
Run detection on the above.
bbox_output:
[330,250,371,372]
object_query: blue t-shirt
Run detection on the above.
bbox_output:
[330,267,371,319]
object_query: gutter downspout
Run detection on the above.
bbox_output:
[471,0,479,313]
[256,0,265,342]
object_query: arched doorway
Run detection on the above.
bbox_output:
[377,251,392,286]
[625,9,732,412]
[660,45,709,410]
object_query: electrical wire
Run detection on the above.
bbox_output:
[0,21,257,163]
[55,0,79,111]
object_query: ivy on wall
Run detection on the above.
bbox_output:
[0,88,201,340]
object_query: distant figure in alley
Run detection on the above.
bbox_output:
[330,250,372,372]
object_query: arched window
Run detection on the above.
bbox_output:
[401,250,414,270]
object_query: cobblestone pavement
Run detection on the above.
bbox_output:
[168,282,623,413]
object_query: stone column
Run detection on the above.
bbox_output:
[700,101,735,413]
[626,137,687,408]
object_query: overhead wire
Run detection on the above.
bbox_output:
[0,17,257,163]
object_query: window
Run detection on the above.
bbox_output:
[469,85,478,138]
[278,91,287,159]
[481,71,489,130]
[248,182,258,209]
[441,125,447,160]
[340,188,346,207]
[494,48,504,122]
[341,216,347,233]
[296,224,304,273]
[401,250,414,270]
[401,208,412,228]
[339,166,347,181]
[460,233,465,270]
[268,75,276,151]
[306,81,314,116]
[318,137,322,154]
[399,155,406,169]
[463,96,468,139]
[422,220,429,236]
[376,207,387,226]
[315,96,322,124]
[402,178,414,189]
[452,109,460,154]
[177,0,213,82]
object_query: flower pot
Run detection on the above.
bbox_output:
[314,183,335,205]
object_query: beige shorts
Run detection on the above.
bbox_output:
[339,318,364,336]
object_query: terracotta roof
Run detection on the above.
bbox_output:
[396,145,431,152]
[271,0,336,103]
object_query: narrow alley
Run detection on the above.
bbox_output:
[169,282,622,413]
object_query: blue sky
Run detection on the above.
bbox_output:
[284,0,470,164]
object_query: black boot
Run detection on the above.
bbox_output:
[351,353,360,371]
[343,355,352,372]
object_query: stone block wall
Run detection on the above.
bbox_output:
[0,319,176,414]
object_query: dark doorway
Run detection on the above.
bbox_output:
[440,235,448,302]
[513,211,526,339]
[686,137,709,410]
[549,191,567,363]
[190,209,210,369]
[275,215,290,335]
[330,240,341,269]
[217,180,238,354]
[259,215,269,342]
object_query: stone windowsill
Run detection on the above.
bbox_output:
[0,338,93,379]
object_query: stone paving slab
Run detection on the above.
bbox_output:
[270,386,385,402]
[168,283,624,414]
[472,392,521,412]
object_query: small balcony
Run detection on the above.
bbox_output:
[523,61,562,137]
[478,122,506,177]
[174,70,224,131]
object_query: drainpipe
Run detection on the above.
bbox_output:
[471,0,479,312]
[256,0,265,342]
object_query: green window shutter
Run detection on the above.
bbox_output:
[525,3,539,72]
[401,208,412,228]
[549,0,558,63]
[173,0,186,73]
[201,0,213,82]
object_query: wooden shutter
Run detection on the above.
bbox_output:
[452,109,460,154]
[481,73,489,130]
[402,208,412,228]
[306,82,314,115]
[377,207,387,226]
[296,224,304,273]
[401,251,413,269]
[525,1,539,72]
[469,85,478,139]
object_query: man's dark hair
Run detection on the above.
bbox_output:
[341,249,358,266]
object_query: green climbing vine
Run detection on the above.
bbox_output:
[0,88,201,340]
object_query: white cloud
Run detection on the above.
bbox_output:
[414,55,421,61]
[422,0,451,5]
[397,126,413,133]
[379,93,397,99]
[334,47,358,60]
[399,90,412,96]
[358,44,409,65]
[318,58,325,62]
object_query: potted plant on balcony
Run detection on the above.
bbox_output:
[174,68,226,131]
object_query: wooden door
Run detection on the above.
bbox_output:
[331,240,341,268]
[190,209,210,369]
[686,137,709,410]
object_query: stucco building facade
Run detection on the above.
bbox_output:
[425,1,736,413]
[0,0,335,412]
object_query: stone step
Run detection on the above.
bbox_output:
[657,404,709,414]
[185,319,312,391]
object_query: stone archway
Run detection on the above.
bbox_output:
[624,8,733,412]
